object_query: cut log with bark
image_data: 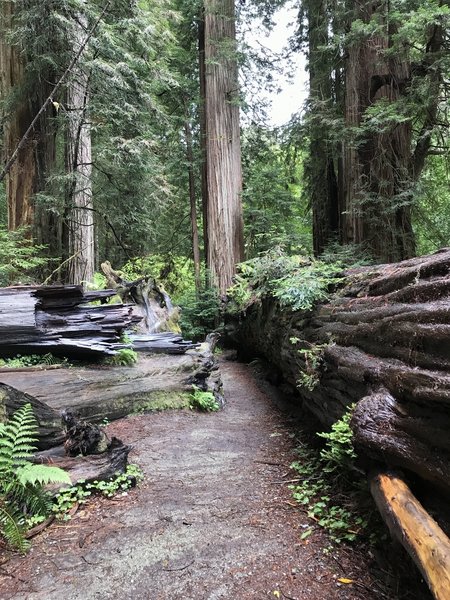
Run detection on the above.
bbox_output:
[370,471,450,600]
[228,248,450,598]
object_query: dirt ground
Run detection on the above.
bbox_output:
[0,360,431,600]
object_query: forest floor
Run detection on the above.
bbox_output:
[0,359,431,600]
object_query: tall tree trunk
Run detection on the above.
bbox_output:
[306,0,339,256]
[198,13,209,275]
[184,119,202,292]
[342,0,415,262]
[204,0,244,294]
[65,18,94,286]
[0,1,56,236]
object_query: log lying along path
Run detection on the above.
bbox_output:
[227,249,450,599]
[0,361,428,600]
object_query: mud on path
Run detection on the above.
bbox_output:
[1,361,428,600]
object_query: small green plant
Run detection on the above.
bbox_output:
[294,342,329,391]
[106,348,138,366]
[317,405,357,472]
[189,388,220,412]
[53,464,144,516]
[179,286,221,341]
[0,353,67,369]
[289,408,374,545]
[0,404,71,552]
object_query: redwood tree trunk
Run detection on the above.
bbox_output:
[342,0,415,262]
[229,249,450,498]
[65,18,94,286]
[204,0,244,294]
[0,1,56,236]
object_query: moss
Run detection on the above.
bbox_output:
[133,390,191,413]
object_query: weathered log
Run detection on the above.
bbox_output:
[101,261,181,333]
[35,439,130,492]
[229,249,450,497]
[370,471,450,600]
[0,285,140,358]
[0,345,223,442]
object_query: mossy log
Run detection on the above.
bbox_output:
[1,343,221,448]
[229,249,450,497]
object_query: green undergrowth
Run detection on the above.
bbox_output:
[0,353,68,369]
[133,390,192,414]
[53,465,144,518]
[104,348,139,367]
[291,407,383,548]
[189,388,220,412]
[227,247,343,314]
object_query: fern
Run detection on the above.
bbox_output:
[0,403,71,552]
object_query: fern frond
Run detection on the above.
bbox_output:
[0,499,30,553]
[16,464,71,487]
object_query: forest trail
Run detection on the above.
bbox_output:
[0,361,423,600]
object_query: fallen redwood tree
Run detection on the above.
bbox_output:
[227,248,450,598]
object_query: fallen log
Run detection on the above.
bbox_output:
[370,471,450,600]
[229,249,450,497]
[0,285,140,359]
[228,249,450,598]
[0,340,222,449]
[0,382,64,449]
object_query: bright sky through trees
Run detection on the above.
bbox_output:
[244,2,308,127]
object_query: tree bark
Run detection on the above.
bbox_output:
[204,0,244,293]
[228,249,450,497]
[65,13,94,286]
[184,118,202,292]
[342,0,415,262]
[0,1,56,236]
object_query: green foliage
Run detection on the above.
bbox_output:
[292,341,329,391]
[179,286,221,342]
[228,248,343,313]
[0,404,70,552]
[241,126,311,257]
[290,407,373,545]
[189,388,220,412]
[53,465,144,516]
[0,228,51,286]
[317,407,357,472]
[106,348,138,367]
[0,353,67,369]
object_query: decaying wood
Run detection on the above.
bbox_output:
[35,439,130,492]
[230,249,450,497]
[0,285,140,358]
[101,261,181,334]
[370,471,450,600]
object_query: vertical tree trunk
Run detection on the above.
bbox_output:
[0,1,55,236]
[65,17,94,286]
[342,0,415,262]
[204,0,244,294]
[198,13,209,274]
[184,119,202,292]
[306,0,339,256]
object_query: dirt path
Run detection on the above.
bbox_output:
[0,361,428,600]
